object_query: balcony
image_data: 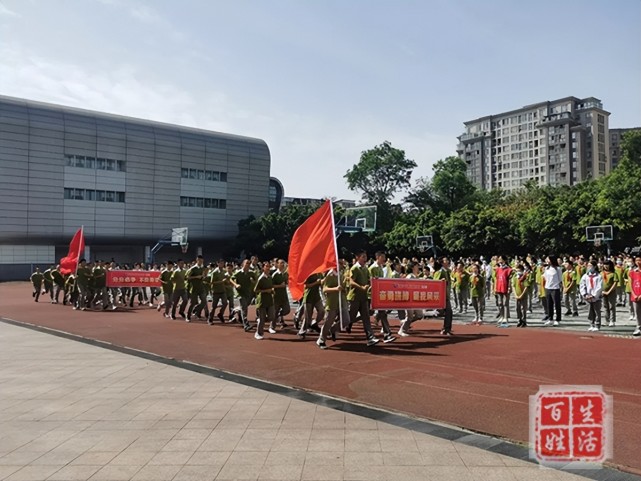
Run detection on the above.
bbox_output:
[458,131,488,142]
[539,111,579,127]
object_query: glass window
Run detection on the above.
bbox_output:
[205,170,213,181]
[219,199,226,209]
[95,158,105,170]
[180,196,188,207]
[96,190,106,202]
[197,169,204,180]
[189,169,197,179]
[106,159,115,171]
[65,155,73,167]
[204,198,211,208]
[188,197,196,207]
[181,168,189,178]
[210,171,220,182]
[106,191,115,202]
[196,197,204,207]
[117,192,125,202]
[74,188,84,200]
[117,160,126,172]
[86,190,95,201]
[76,156,85,168]
[220,172,227,182]
[64,188,72,199]
[85,157,95,169]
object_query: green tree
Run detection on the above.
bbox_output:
[344,141,416,232]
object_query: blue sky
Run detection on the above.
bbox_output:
[1,0,639,200]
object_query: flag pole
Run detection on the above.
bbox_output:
[328,200,343,329]
[74,225,84,277]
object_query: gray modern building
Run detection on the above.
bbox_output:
[609,127,640,169]
[0,95,270,280]
[458,96,610,192]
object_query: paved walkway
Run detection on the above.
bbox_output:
[0,322,593,481]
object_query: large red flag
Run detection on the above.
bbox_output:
[288,200,338,301]
[59,228,85,275]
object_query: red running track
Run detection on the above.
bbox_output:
[1,282,640,475]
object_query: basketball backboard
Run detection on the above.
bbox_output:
[337,206,377,233]
[171,227,189,246]
[416,235,433,253]
[585,225,613,243]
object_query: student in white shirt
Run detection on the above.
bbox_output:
[543,256,563,326]
[579,260,603,331]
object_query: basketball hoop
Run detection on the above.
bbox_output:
[594,233,604,248]
[181,243,189,254]
[418,243,429,253]
[594,239,602,248]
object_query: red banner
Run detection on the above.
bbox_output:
[371,278,446,310]
[106,270,161,288]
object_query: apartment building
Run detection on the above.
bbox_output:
[457,97,610,192]
[609,127,641,168]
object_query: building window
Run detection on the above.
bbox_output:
[64,188,125,203]
[179,196,227,209]
[64,154,126,172]
[181,168,228,182]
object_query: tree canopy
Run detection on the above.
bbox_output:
[235,131,641,260]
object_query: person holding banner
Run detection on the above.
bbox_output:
[347,251,379,347]
[369,252,396,343]
[398,262,423,336]
[432,258,454,335]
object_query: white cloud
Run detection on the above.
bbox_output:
[0,2,19,17]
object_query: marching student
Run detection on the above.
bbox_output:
[207,259,227,324]
[74,259,92,311]
[159,260,174,318]
[299,273,325,337]
[453,262,470,314]
[399,262,423,336]
[579,260,603,332]
[30,267,43,302]
[232,259,256,332]
[601,260,617,327]
[317,260,350,349]
[562,261,579,317]
[469,263,485,325]
[224,262,237,321]
[272,259,290,328]
[254,261,275,340]
[433,257,454,335]
[512,264,528,327]
[347,250,380,346]
[629,256,641,337]
[42,265,54,300]
[170,259,188,320]
[185,255,209,322]
[369,252,396,343]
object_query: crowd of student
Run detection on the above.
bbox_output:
[29,251,641,349]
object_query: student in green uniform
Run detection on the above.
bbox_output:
[170,259,188,320]
[347,250,379,346]
[562,261,578,317]
[254,262,275,340]
[64,273,76,306]
[454,262,470,314]
[232,259,256,331]
[615,259,627,306]
[30,267,44,302]
[601,260,617,327]
[399,262,423,336]
[272,259,290,328]
[159,260,174,318]
[92,260,110,309]
[74,259,92,310]
[207,259,227,324]
[368,252,395,343]
[317,260,349,349]
[42,265,54,300]
[50,265,65,305]
[299,273,325,337]
[224,263,236,321]
[186,256,209,322]
[433,257,454,335]
[512,264,528,327]
[469,263,485,324]
[575,257,587,306]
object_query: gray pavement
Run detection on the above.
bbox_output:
[0,322,594,481]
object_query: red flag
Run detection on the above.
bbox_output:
[287,200,338,300]
[59,228,85,275]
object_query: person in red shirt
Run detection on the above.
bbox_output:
[494,256,513,326]
[629,256,641,337]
